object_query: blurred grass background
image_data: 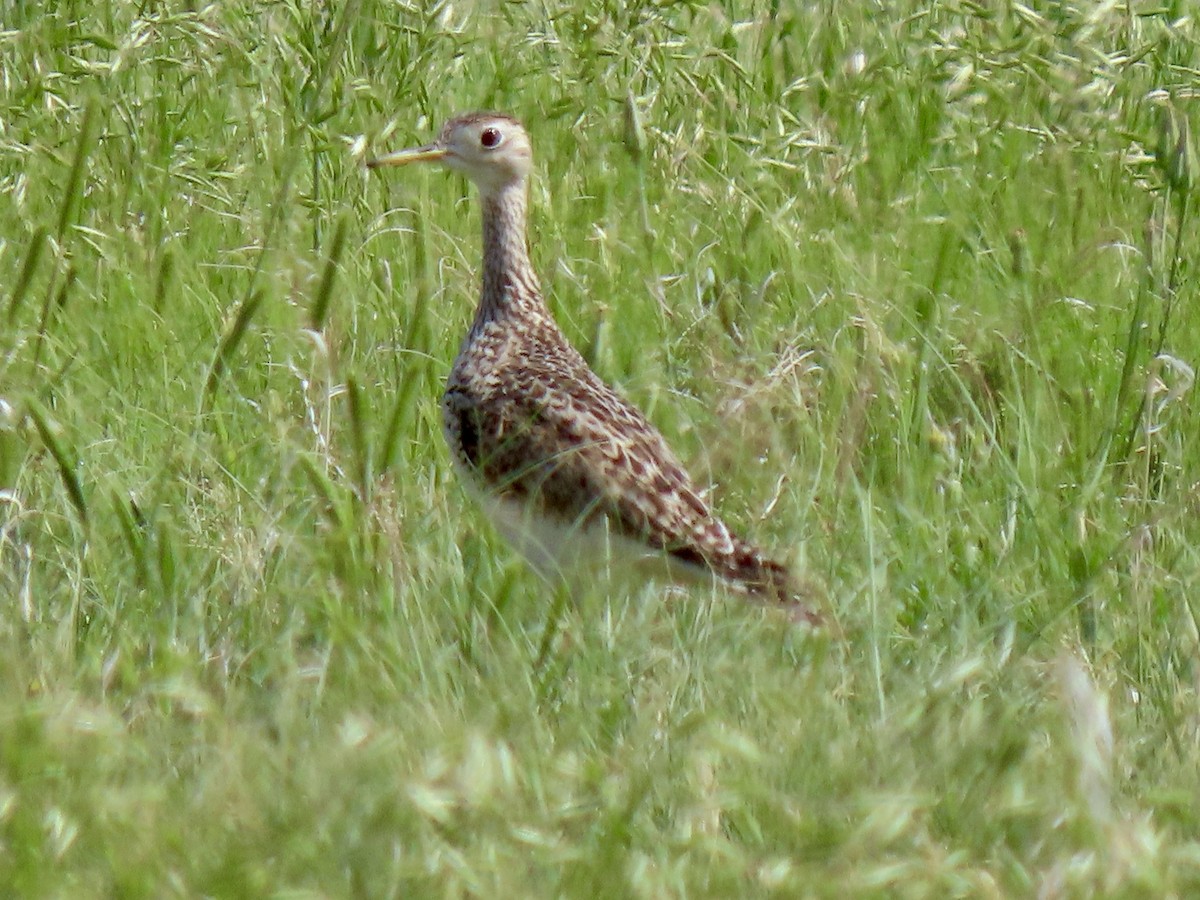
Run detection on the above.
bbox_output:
[1,0,1199,894]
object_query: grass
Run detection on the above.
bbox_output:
[1,0,1199,894]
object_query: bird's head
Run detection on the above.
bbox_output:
[367,112,532,196]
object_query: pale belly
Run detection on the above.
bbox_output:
[454,464,714,596]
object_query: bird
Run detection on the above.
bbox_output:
[368,111,820,624]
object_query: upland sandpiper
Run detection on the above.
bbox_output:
[369,112,819,623]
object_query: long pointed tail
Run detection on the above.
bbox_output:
[671,536,823,625]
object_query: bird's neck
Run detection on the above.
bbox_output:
[476,182,543,325]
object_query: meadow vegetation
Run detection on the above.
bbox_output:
[1,0,1199,894]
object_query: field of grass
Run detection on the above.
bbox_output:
[2,0,1199,895]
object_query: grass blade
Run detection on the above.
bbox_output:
[345,374,371,500]
[28,401,88,528]
[378,367,423,473]
[110,490,149,590]
[203,290,266,409]
[152,246,175,316]
[31,264,76,375]
[56,100,99,243]
[4,227,48,326]
[309,214,349,331]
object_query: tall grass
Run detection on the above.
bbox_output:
[0,1,1198,894]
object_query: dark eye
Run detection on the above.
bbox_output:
[480,127,503,149]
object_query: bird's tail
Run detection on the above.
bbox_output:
[672,536,823,625]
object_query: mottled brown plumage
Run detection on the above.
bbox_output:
[369,112,818,623]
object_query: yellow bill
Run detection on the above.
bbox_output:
[366,144,448,169]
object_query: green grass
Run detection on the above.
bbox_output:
[1,0,1199,894]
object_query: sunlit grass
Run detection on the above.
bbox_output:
[1,1,1199,894]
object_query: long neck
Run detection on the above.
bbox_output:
[476,181,543,326]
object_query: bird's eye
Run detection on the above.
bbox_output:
[480,127,503,149]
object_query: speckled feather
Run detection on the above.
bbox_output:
[384,112,818,622]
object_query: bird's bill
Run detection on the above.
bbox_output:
[366,144,448,168]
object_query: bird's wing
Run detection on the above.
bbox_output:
[444,349,806,607]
